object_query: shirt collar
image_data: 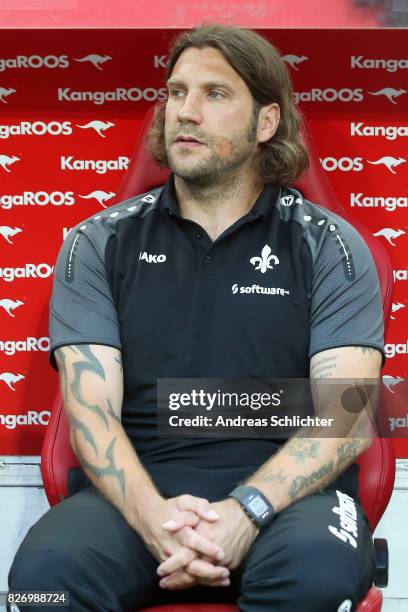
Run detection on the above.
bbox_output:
[158,174,280,220]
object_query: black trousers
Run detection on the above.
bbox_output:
[8,472,375,612]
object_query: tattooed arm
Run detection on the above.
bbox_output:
[54,344,163,530]
[243,345,382,512]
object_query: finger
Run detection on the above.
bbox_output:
[176,495,219,522]
[162,510,199,531]
[185,558,230,582]
[157,547,197,577]
[159,569,197,590]
[180,526,225,560]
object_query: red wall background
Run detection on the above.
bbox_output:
[0,12,407,456]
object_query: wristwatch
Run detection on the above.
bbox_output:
[228,485,276,529]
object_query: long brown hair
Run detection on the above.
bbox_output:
[146,23,309,186]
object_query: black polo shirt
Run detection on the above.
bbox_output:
[49,175,384,498]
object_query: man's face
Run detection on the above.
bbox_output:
[165,46,260,185]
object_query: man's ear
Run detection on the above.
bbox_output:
[257,103,280,144]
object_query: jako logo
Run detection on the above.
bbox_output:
[394,269,408,281]
[294,88,364,104]
[0,410,50,429]
[0,226,23,244]
[76,120,115,137]
[384,341,408,358]
[368,88,407,104]
[281,54,309,70]
[73,54,112,70]
[0,372,25,390]
[373,227,405,246]
[391,302,406,320]
[0,191,75,210]
[0,154,20,172]
[58,87,167,105]
[0,298,24,317]
[0,55,69,72]
[351,56,408,73]
[232,283,290,296]
[0,336,49,356]
[139,251,166,263]
[250,245,279,273]
[350,122,408,141]
[0,264,54,283]
[0,87,16,103]
[350,193,408,212]
[79,190,116,207]
[61,156,129,174]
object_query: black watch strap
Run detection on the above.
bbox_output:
[228,485,276,529]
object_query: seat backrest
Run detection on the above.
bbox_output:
[41,107,395,530]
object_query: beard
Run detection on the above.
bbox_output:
[165,108,259,187]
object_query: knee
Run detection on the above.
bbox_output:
[9,548,75,592]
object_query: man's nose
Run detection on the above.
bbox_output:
[177,93,202,123]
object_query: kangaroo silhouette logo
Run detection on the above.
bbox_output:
[250,245,279,273]
[0,154,20,172]
[0,299,24,317]
[79,190,116,208]
[0,372,25,391]
[76,120,115,138]
[0,226,23,244]
[367,156,406,174]
[382,375,404,393]
[337,600,352,612]
[73,54,112,70]
[281,54,309,70]
[373,227,405,246]
[368,87,407,104]
[0,87,16,103]
[391,302,406,320]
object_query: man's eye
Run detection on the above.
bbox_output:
[169,89,184,97]
[208,90,224,99]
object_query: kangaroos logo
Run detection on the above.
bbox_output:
[281,54,309,70]
[391,302,406,320]
[367,156,406,174]
[79,190,116,208]
[0,298,24,317]
[0,371,25,390]
[0,87,16,103]
[73,54,112,70]
[76,120,115,137]
[382,375,404,393]
[368,87,407,104]
[373,227,405,246]
[0,226,23,244]
[0,154,20,172]
[250,245,279,274]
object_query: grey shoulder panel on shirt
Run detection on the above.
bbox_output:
[276,187,385,360]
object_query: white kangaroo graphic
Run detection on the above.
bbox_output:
[281,55,309,70]
[382,375,404,393]
[0,299,24,317]
[0,226,23,244]
[76,120,115,138]
[73,54,112,70]
[368,88,407,104]
[373,228,405,246]
[0,87,16,103]
[79,190,116,208]
[0,155,20,172]
[391,302,406,320]
[250,245,279,273]
[367,156,406,174]
[0,372,25,391]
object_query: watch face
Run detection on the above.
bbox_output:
[248,495,268,517]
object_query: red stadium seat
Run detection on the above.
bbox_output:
[41,107,395,611]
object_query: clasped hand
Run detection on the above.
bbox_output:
[142,494,259,591]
